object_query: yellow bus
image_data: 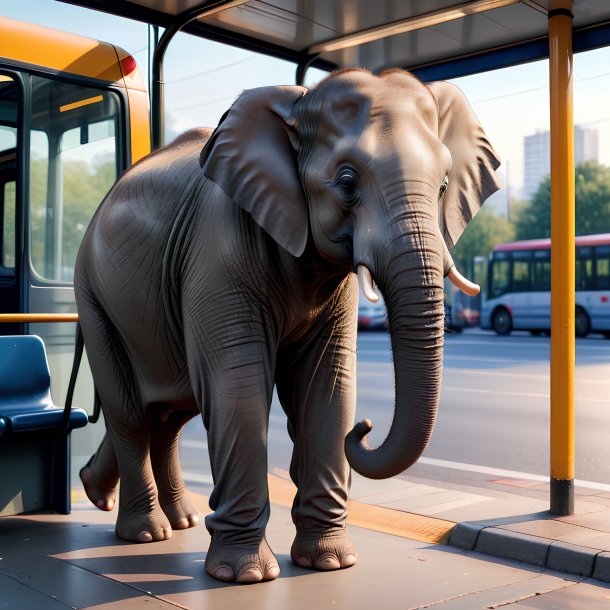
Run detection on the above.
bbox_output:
[0,15,150,471]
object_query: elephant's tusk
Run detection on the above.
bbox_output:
[447,266,480,297]
[357,265,379,303]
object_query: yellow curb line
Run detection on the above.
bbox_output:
[267,473,455,545]
[72,474,456,545]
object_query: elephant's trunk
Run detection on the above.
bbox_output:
[346,227,445,480]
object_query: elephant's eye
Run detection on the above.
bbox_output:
[336,167,360,208]
[439,175,449,200]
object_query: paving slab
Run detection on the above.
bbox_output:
[501,581,610,609]
[346,467,610,587]
[8,472,610,608]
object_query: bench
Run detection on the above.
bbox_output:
[0,335,88,515]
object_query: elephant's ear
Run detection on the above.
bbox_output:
[200,85,308,257]
[428,81,501,249]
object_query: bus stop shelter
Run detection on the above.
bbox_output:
[59,0,610,516]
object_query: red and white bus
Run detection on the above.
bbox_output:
[480,234,610,337]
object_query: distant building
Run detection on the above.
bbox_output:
[523,125,599,201]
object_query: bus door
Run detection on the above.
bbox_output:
[0,75,21,336]
[26,75,122,462]
[529,249,551,329]
[0,68,123,463]
[509,250,536,329]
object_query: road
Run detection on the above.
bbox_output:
[179,328,610,493]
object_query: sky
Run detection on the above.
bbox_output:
[3,0,610,208]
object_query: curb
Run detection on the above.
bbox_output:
[449,521,610,581]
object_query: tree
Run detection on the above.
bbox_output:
[450,206,515,277]
[515,161,610,240]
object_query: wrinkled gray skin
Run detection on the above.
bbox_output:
[75,69,500,584]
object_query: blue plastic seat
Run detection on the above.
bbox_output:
[0,335,88,514]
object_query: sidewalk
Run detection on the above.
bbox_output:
[4,468,610,608]
[339,459,610,584]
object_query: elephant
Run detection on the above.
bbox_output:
[74,68,500,584]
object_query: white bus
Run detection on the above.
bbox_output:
[480,234,610,337]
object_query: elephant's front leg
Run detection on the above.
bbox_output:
[185,313,280,584]
[276,276,359,571]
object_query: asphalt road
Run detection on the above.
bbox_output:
[179,328,610,493]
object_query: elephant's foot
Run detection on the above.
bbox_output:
[116,504,173,543]
[160,494,200,530]
[79,454,119,511]
[291,527,357,571]
[205,530,280,583]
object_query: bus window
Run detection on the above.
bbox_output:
[2,180,15,269]
[0,76,17,275]
[491,257,511,297]
[512,251,530,292]
[596,246,610,290]
[29,76,120,283]
[531,250,551,291]
[576,247,594,291]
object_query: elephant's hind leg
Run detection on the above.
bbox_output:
[78,291,171,543]
[79,431,119,510]
[150,409,200,530]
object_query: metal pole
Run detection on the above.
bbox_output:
[151,0,249,149]
[549,0,575,516]
[295,54,319,86]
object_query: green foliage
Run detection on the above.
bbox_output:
[29,153,115,280]
[451,206,515,276]
[515,161,610,240]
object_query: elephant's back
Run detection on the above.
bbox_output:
[112,128,213,216]
[76,128,212,301]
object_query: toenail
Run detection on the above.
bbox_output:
[317,555,340,570]
[236,567,263,583]
[213,566,234,581]
[297,556,312,568]
[264,565,280,580]
[137,531,153,543]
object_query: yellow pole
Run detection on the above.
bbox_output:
[549,0,575,515]
[0,313,79,323]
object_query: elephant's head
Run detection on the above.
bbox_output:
[200,69,500,479]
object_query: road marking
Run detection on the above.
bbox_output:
[447,369,610,384]
[442,385,610,403]
[183,471,214,485]
[180,439,208,450]
[419,456,610,492]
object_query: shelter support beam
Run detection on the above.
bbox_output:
[549,0,575,516]
[151,0,249,150]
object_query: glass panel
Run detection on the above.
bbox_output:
[531,258,551,291]
[29,76,119,282]
[2,181,15,268]
[576,247,594,291]
[0,75,17,274]
[596,246,610,290]
[512,260,530,292]
[30,129,49,275]
[491,260,511,297]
